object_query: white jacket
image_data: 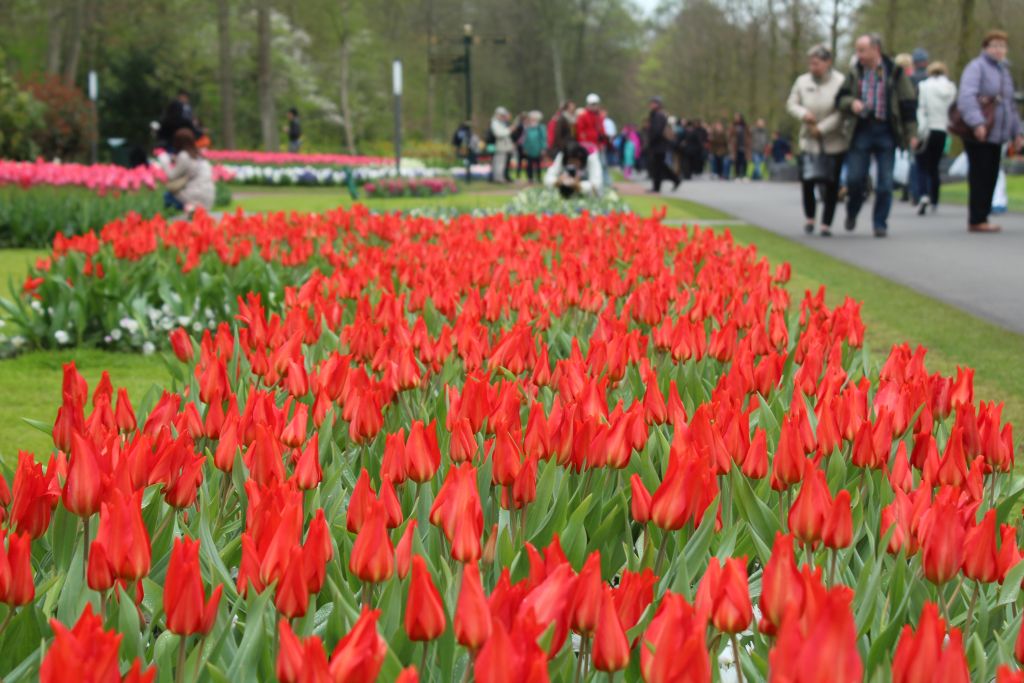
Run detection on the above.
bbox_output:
[917,75,958,132]
[786,70,848,154]
[543,151,604,195]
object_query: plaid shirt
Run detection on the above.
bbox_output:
[860,65,887,120]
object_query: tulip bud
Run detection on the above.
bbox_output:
[823,489,853,550]
[592,585,630,673]
[455,562,491,651]
[405,556,447,642]
[630,474,652,524]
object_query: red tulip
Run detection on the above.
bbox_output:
[328,608,387,683]
[568,552,603,634]
[349,499,393,583]
[613,568,657,631]
[963,509,999,584]
[767,586,862,683]
[822,489,853,550]
[630,474,652,524]
[0,529,35,606]
[892,602,969,683]
[455,561,492,651]
[920,491,965,585]
[395,520,418,580]
[788,465,832,548]
[405,555,447,641]
[91,488,151,582]
[758,533,804,636]
[275,546,310,619]
[169,327,195,362]
[998,666,1024,683]
[10,451,60,539]
[164,536,223,635]
[696,556,752,634]
[63,430,106,518]
[293,433,322,490]
[406,419,441,483]
[277,619,330,683]
[640,592,710,683]
[40,604,122,683]
[592,585,630,672]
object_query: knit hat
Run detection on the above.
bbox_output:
[912,48,929,64]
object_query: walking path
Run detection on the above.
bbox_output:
[655,178,1024,335]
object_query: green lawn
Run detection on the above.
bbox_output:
[942,174,1024,212]
[1,187,1020,465]
[228,184,729,221]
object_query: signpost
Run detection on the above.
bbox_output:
[88,70,99,164]
[392,59,403,175]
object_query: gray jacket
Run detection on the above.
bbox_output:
[957,51,1021,144]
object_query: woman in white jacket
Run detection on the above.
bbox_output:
[786,44,848,237]
[490,107,516,184]
[915,62,958,214]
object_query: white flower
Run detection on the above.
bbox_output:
[177,316,191,326]
[30,300,43,313]
[11,335,26,347]
[54,330,70,345]
[120,317,140,333]
[141,342,156,355]
[192,322,204,332]
[110,329,123,341]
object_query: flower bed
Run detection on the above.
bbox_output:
[0,160,233,247]
[0,208,1020,683]
[362,177,457,198]
[205,149,392,166]
[221,161,445,188]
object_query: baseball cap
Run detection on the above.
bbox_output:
[586,93,600,106]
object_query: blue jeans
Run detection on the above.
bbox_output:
[751,152,765,180]
[846,120,895,231]
[164,191,184,211]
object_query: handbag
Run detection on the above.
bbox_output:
[800,134,834,183]
[948,63,999,139]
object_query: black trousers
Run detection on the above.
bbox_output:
[965,140,1001,225]
[800,152,845,227]
[733,151,747,179]
[915,130,946,205]
[651,150,680,191]
[525,156,542,183]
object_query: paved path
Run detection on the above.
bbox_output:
[656,178,1024,335]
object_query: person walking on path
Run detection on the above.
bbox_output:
[788,44,849,237]
[547,101,576,159]
[957,30,1023,233]
[837,33,919,237]
[522,111,547,183]
[750,119,770,180]
[914,62,957,215]
[490,107,516,184]
[646,96,681,193]
[709,121,729,179]
[286,108,302,153]
[575,94,607,154]
[728,113,752,180]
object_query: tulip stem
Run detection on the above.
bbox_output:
[192,636,206,683]
[82,516,90,582]
[964,582,980,635]
[362,582,373,609]
[574,635,589,683]
[828,550,837,586]
[730,633,745,683]
[0,609,15,639]
[420,641,430,681]
[653,540,667,577]
[175,635,188,683]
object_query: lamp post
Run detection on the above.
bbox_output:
[392,59,403,175]
[463,24,473,183]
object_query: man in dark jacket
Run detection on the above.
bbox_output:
[647,97,681,193]
[836,34,918,237]
[158,89,197,150]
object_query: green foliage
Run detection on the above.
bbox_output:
[0,51,44,160]
[23,75,97,161]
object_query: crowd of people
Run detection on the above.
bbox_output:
[461,28,1020,234]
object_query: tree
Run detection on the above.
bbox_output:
[256,0,277,150]
[217,0,237,149]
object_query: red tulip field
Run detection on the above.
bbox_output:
[1,207,1021,682]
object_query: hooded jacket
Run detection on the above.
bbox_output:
[836,54,918,149]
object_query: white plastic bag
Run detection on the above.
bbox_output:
[993,169,1008,212]
[948,152,968,177]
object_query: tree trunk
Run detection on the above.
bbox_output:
[62,0,86,86]
[339,42,356,154]
[217,0,236,149]
[767,0,779,124]
[830,0,841,60]
[46,0,64,75]
[551,38,565,105]
[955,0,976,74]
[257,0,277,150]
[884,0,898,54]
[787,0,803,85]
[424,0,435,139]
